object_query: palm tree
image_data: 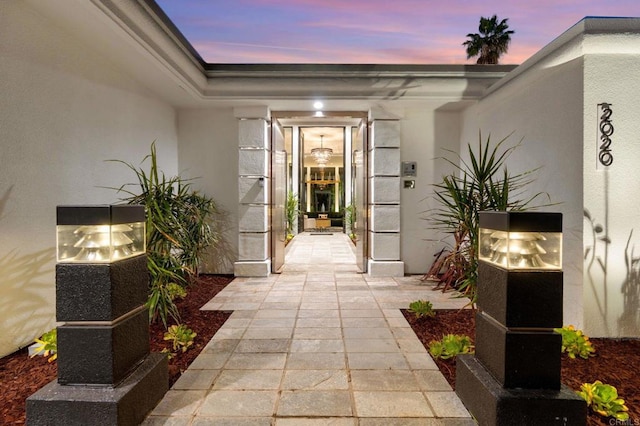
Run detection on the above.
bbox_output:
[463,15,514,64]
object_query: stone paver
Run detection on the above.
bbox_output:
[353,391,433,417]
[143,232,472,424]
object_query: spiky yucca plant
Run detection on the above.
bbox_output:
[428,132,551,304]
[110,142,219,328]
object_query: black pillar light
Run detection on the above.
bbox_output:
[27,205,168,426]
[456,211,587,425]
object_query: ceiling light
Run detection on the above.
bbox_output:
[313,101,323,110]
[310,134,332,166]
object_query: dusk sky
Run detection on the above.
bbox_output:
[155,1,640,65]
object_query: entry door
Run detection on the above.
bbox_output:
[352,120,368,272]
[271,119,287,272]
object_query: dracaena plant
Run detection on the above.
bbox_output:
[426,132,552,305]
[109,142,220,328]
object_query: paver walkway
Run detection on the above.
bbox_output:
[143,232,474,425]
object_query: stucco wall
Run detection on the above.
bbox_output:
[400,108,462,274]
[0,1,178,356]
[460,57,586,331]
[176,108,240,274]
[583,53,640,337]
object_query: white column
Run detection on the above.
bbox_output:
[234,107,271,277]
[368,119,404,277]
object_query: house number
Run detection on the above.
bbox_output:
[598,103,613,167]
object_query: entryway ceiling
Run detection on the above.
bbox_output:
[301,127,344,155]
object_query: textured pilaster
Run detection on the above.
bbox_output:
[368,120,403,276]
[235,117,271,277]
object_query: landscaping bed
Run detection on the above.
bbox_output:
[0,274,232,425]
[403,308,640,425]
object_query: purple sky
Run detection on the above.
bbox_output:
[155,0,640,64]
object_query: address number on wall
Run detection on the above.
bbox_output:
[598,103,613,168]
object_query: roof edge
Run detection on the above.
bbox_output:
[485,16,640,95]
[203,64,517,78]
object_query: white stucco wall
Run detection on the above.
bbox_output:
[176,108,240,274]
[0,1,178,357]
[457,21,640,338]
[583,53,640,337]
[400,108,462,274]
[460,56,586,331]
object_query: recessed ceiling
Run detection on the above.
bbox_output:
[301,127,344,155]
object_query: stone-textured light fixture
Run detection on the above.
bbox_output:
[27,205,168,426]
[456,211,586,425]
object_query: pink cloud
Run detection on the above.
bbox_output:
[157,0,640,64]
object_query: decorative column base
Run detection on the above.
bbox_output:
[234,260,271,277]
[367,260,404,277]
[456,355,586,426]
[27,353,168,426]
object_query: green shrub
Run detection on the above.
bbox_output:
[428,334,474,360]
[163,324,197,353]
[554,325,595,359]
[110,142,219,327]
[167,282,187,301]
[344,203,356,234]
[286,191,299,239]
[577,381,629,421]
[428,133,552,304]
[408,300,436,319]
[31,329,57,363]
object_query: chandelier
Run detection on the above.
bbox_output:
[310,134,332,166]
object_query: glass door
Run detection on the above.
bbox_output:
[271,119,286,272]
[352,120,368,272]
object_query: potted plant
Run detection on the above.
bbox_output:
[344,202,357,244]
[285,191,299,244]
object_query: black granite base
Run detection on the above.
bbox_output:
[475,312,561,389]
[26,353,168,426]
[456,355,586,426]
[477,262,563,328]
[56,255,148,322]
[57,308,150,385]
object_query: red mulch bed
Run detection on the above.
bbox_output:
[0,274,232,425]
[403,308,640,426]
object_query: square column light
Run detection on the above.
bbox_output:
[56,205,145,263]
[479,211,562,270]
